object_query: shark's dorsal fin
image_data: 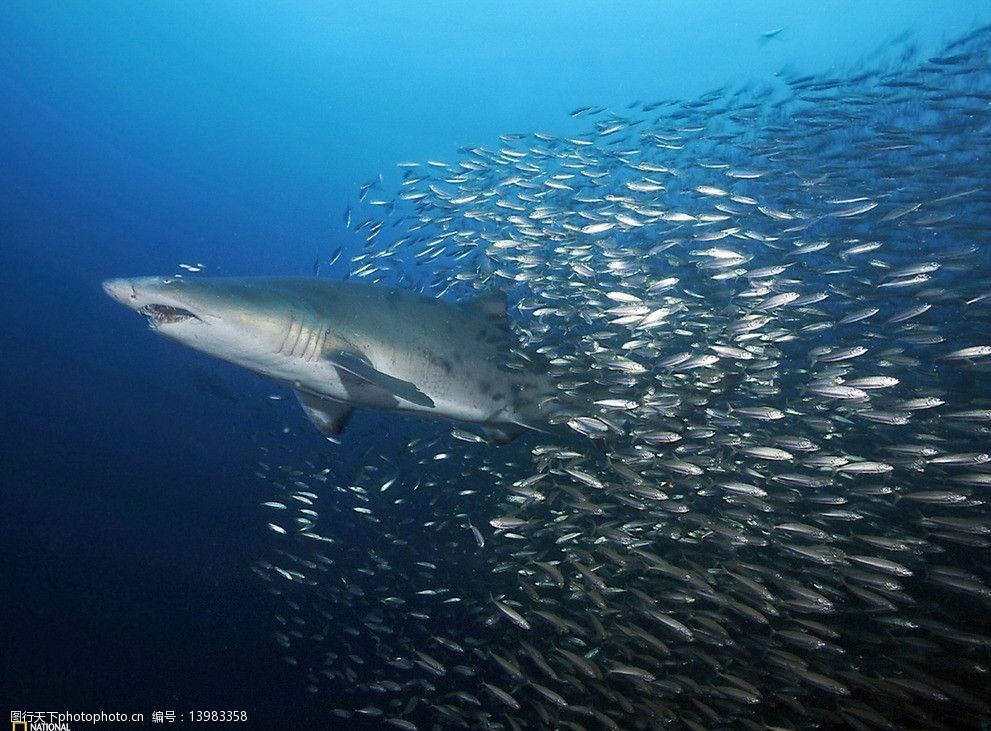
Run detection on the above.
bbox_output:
[468,290,509,331]
[327,351,436,409]
[293,389,354,435]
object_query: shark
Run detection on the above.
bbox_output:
[103,276,564,441]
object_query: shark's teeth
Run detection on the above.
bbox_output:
[139,304,198,325]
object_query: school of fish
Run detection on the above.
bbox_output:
[247,25,991,730]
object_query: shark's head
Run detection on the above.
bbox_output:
[103,276,294,370]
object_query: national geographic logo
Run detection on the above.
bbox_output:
[10,720,70,731]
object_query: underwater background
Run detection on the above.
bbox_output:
[3,2,991,730]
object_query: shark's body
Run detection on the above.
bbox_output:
[103,276,557,440]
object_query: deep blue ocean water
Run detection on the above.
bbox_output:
[3,3,991,730]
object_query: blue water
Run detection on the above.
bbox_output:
[3,2,991,729]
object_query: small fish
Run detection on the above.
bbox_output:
[939,345,991,360]
[493,600,530,630]
[466,516,485,548]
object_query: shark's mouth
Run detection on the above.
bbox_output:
[139,304,200,326]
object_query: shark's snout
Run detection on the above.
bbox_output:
[103,278,137,307]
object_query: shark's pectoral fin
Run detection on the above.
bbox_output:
[294,389,354,435]
[327,351,435,409]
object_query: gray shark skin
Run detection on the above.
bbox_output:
[103,276,558,441]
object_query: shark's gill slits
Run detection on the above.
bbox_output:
[291,314,325,361]
[300,319,319,361]
[305,326,328,362]
[291,316,313,358]
[139,304,198,326]
[278,310,299,356]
